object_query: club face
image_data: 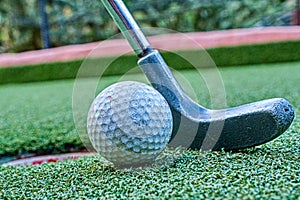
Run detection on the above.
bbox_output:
[138,51,295,150]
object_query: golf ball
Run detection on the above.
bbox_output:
[87,81,173,168]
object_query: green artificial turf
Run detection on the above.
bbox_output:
[0,61,299,199]
[1,146,299,199]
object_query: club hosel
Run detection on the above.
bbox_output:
[138,50,176,87]
[138,50,207,118]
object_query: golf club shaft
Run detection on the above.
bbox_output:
[102,0,152,57]
[102,0,199,112]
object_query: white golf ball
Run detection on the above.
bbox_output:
[87,81,173,168]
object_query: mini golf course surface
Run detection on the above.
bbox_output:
[0,61,299,199]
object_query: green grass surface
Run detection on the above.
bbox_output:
[0,40,300,84]
[0,61,299,199]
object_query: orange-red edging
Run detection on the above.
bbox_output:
[2,152,95,166]
[0,26,299,67]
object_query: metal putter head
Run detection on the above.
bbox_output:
[102,0,295,150]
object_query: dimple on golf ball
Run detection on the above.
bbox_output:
[87,81,173,167]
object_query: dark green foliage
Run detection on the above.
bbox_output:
[0,0,295,52]
[127,0,295,31]
[0,40,300,84]
[0,0,42,52]
[46,0,112,47]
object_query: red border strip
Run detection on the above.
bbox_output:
[2,152,95,166]
[0,26,299,67]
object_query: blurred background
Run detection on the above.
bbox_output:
[0,0,298,53]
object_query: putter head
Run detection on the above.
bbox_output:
[190,98,295,150]
[138,50,295,150]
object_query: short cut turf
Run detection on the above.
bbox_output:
[0,61,299,199]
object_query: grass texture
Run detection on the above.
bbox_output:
[0,61,299,199]
[0,40,300,84]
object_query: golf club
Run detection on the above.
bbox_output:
[101,0,295,150]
